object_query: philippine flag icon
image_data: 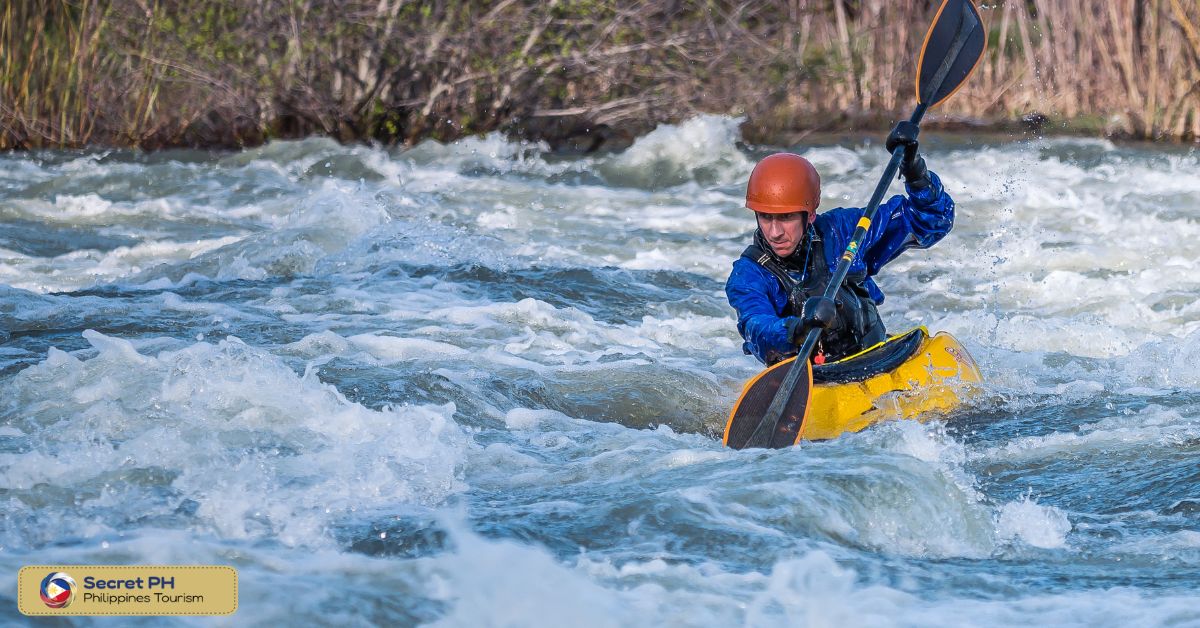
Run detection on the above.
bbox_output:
[39,572,76,609]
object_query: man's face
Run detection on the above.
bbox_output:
[756,211,809,257]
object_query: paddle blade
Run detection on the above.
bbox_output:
[724,357,813,450]
[916,0,987,108]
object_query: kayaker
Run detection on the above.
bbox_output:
[725,122,954,365]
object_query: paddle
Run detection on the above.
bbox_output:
[729,0,987,450]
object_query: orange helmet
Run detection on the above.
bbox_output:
[745,153,821,218]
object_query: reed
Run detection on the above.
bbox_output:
[2,0,1198,150]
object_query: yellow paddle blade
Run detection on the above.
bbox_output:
[724,357,813,449]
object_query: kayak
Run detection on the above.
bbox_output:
[725,327,983,444]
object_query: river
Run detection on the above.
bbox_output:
[2,116,1199,626]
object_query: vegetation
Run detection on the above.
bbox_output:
[3,0,1200,150]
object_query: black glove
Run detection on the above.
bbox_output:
[885,121,930,189]
[785,296,837,344]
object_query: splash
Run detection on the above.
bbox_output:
[599,115,752,189]
[0,331,469,547]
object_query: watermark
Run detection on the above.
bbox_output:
[18,566,237,616]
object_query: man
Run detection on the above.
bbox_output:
[725,122,954,365]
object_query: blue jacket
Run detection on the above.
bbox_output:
[725,171,954,364]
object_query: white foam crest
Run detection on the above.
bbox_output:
[746,556,1200,627]
[1111,530,1200,564]
[429,532,905,627]
[639,445,993,561]
[931,145,1032,203]
[0,159,414,291]
[863,139,1200,361]
[1126,152,1200,196]
[435,297,595,333]
[1,180,397,292]
[399,132,564,178]
[599,115,752,188]
[745,551,919,626]
[278,330,353,359]
[819,422,997,556]
[218,136,392,183]
[976,405,1198,463]
[1,194,167,225]
[480,408,1015,561]
[835,421,1081,558]
[1014,139,1200,200]
[127,181,391,283]
[931,310,1151,359]
[276,179,391,232]
[585,543,1200,626]
[427,521,634,627]
[621,201,748,237]
[502,408,564,431]
[5,190,270,228]
[421,297,651,363]
[996,497,1072,549]
[0,235,243,293]
[0,331,468,546]
[804,145,869,178]
[426,524,1200,627]
[348,333,470,363]
[407,298,738,370]
[335,146,753,278]
[0,153,58,190]
[317,218,518,275]
[470,410,725,491]
[618,246,727,274]
[1115,327,1200,389]
[51,193,115,219]
[626,313,741,353]
[380,173,750,278]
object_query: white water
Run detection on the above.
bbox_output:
[2,118,1200,625]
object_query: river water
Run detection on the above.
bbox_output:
[2,116,1199,626]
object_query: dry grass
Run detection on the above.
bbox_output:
[2,0,1199,150]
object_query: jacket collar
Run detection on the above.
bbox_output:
[753,225,817,272]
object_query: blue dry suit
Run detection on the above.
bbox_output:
[725,171,955,365]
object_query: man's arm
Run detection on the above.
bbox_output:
[725,259,796,364]
[820,170,954,277]
[863,170,954,273]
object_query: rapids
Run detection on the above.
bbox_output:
[2,115,1200,625]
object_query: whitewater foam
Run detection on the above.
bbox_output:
[0,331,469,547]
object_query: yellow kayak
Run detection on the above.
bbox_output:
[725,327,983,444]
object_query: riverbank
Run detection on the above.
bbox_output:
[4,1,1199,151]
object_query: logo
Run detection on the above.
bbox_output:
[39,572,76,609]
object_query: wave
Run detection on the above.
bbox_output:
[0,331,469,548]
